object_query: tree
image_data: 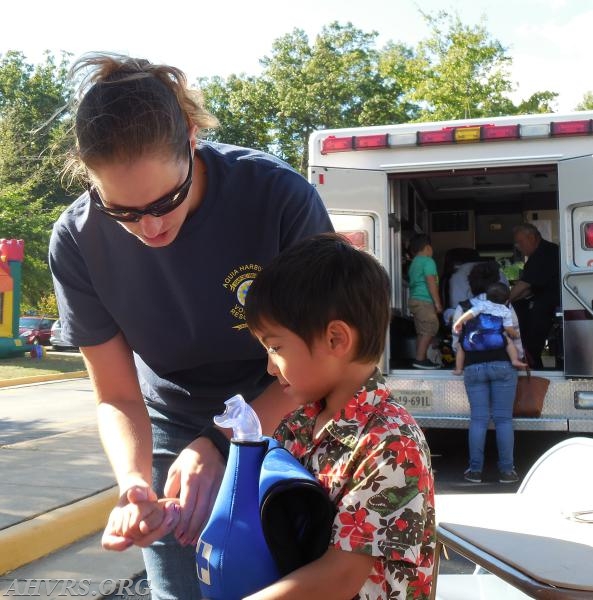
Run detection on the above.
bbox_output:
[576,91,593,111]
[514,91,558,115]
[201,23,394,170]
[198,74,274,151]
[362,41,420,125]
[260,22,394,170]
[402,12,555,121]
[0,51,75,206]
[0,51,75,308]
[36,292,58,317]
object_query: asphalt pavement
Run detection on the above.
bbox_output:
[0,374,145,599]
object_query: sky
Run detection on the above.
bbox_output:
[1,0,592,113]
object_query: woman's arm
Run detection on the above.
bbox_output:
[84,332,225,548]
[81,332,152,494]
[243,547,374,600]
[81,332,178,549]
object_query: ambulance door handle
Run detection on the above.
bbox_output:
[562,272,593,317]
[388,214,400,231]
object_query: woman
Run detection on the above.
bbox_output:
[49,53,333,599]
[451,262,522,485]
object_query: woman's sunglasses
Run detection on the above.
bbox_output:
[89,143,194,223]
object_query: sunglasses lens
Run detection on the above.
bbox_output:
[89,189,140,222]
[146,184,191,218]
[90,143,193,222]
[111,212,142,223]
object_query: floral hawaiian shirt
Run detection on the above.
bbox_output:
[274,370,436,600]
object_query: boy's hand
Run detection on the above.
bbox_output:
[452,322,462,334]
[102,487,181,551]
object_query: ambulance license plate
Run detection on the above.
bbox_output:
[392,390,433,412]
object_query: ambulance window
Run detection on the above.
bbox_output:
[329,213,376,255]
[341,230,369,250]
[583,223,593,249]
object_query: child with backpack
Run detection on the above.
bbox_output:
[452,282,527,375]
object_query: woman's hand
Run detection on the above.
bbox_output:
[164,436,226,547]
[101,485,181,550]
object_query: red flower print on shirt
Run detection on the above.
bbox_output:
[368,559,385,584]
[405,463,433,492]
[287,439,308,459]
[339,507,377,547]
[409,572,432,598]
[387,437,421,466]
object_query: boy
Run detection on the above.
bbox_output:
[452,282,527,375]
[407,234,442,369]
[243,233,435,600]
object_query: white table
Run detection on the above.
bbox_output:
[431,494,593,599]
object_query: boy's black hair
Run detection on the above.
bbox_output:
[486,281,510,305]
[245,233,391,363]
[408,234,432,257]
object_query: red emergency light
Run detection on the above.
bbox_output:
[583,222,593,249]
[353,134,389,150]
[551,120,592,136]
[321,136,354,154]
[481,124,520,140]
[417,128,455,145]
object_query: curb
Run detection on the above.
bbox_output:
[0,370,88,388]
[0,486,118,576]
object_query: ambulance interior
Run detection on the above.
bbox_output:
[389,163,563,372]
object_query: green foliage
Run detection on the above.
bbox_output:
[0,51,75,309]
[405,12,554,121]
[37,292,58,317]
[514,91,559,115]
[198,74,275,151]
[0,51,75,201]
[576,91,593,111]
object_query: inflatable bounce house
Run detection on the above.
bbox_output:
[0,239,34,358]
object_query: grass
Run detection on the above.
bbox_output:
[0,351,86,380]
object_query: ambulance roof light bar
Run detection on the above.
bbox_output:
[319,119,593,154]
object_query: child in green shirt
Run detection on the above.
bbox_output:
[408,234,442,369]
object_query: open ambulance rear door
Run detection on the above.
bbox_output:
[559,155,593,381]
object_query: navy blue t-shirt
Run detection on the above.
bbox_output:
[49,142,333,425]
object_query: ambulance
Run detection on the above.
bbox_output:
[308,111,593,431]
